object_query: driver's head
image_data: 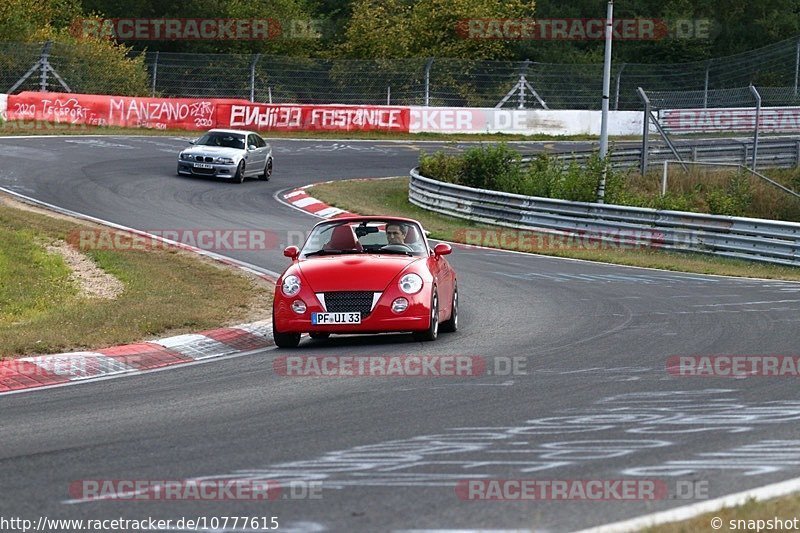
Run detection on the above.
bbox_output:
[385,223,407,245]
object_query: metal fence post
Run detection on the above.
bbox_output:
[749,84,761,171]
[387,86,391,105]
[614,63,626,110]
[424,58,433,106]
[703,61,710,108]
[151,51,158,97]
[39,41,52,91]
[795,38,800,96]
[638,87,650,174]
[249,53,260,102]
[796,140,800,167]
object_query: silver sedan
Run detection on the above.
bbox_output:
[177,129,273,183]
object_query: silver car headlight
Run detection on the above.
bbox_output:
[179,152,191,160]
[216,157,234,164]
[282,275,301,297]
[399,273,423,294]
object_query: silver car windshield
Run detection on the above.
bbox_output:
[300,220,428,257]
[195,132,245,149]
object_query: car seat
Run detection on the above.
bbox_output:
[404,225,420,245]
[324,225,363,251]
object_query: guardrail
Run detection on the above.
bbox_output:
[409,168,800,266]
[525,138,800,171]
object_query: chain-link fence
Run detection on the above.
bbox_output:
[4,36,800,109]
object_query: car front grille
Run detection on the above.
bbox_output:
[192,167,215,174]
[195,156,213,162]
[324,291,376,317]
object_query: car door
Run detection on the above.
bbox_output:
[425,237,454,321]
[246,134,265,175]
[258,134,272,161]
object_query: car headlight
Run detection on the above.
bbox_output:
[216,157,234,164]
[399,273,423,294]
[179,152,191,160]
[282,275,301,297]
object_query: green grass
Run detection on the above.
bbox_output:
[642,493,800,532]
[0,197,272,358]
[0,228,76,324]
[309,176,800,281]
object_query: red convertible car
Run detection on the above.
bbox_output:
[272,216,458,348]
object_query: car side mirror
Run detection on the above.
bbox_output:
[188,139,196,145]
[433,243,452,256]
[284,246,300,260]
[248,144,257,151]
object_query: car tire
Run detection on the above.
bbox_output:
[413,288,439,342]
[440,283,458,333]
[260,158,272,181]
[234,161,245,184]
[309,332,330,340]
[274,330,300,348]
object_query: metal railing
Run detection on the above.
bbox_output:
[530,138,800,172]
[409,168,800,266]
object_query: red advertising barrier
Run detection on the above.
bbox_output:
[5,92,411,133]
[217,103,410,132]
[5,92,250,130]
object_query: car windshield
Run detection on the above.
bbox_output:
[300,220,428,257]
[195,132,245,149]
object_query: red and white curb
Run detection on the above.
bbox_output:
[0,187,280,396]
[282,184,354,219]
[0,320,273,395]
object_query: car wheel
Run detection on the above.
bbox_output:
[234,161,245,183]
[309,332,330,340]
[440,283,458,333]
[260,158,272,181]
[273,330,300,348]
[413,288,439,342]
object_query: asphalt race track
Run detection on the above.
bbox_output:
[2,135,800,532]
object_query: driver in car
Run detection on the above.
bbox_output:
[385,222,407,245]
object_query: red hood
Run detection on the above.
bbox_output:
[297,255,421,292]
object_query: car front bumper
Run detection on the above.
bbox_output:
[177,161,238,178]
[273,288,433,335]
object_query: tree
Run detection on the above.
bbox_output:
[0,0,149,95]
[339,0,534,59]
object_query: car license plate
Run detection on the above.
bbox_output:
[193,163,213,169]
[312,312,361,325]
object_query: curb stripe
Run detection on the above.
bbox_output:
[279,186,355,220]
[98,343,192,370]
[293,197,321,208]
[0,360,69,391]
[21,352,134,380]
[152,333,240,360]
[200,328,272,351]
